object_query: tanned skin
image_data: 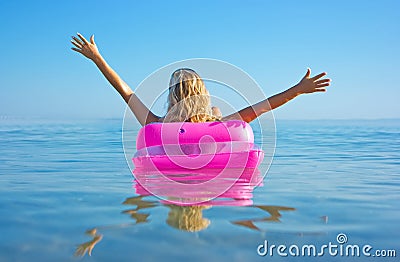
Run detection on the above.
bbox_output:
[71,33,331,126]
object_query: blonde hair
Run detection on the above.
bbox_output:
[164,68,219,123]
[166,205,211,232]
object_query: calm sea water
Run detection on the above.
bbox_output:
[0,118,399,261]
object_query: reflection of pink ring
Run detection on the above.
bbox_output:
[133,168,264,206]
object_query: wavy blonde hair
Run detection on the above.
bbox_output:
[164,68,219,123]
[166,205,211,232]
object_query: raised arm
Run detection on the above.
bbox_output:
[71,33,159,126]
[222,69,331,123]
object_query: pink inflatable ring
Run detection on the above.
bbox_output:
[132,120,264,170]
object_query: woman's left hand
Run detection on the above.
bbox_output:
[295,68,331,94]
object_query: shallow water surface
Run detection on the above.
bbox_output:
[0,118,399,261]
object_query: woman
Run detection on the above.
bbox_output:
[71,33,331,125]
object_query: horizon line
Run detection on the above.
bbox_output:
[1,115,399,122]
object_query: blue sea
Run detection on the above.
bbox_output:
[0,118,399,261]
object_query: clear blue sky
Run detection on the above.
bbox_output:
[0,0,399,120]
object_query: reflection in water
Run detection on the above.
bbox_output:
[75,168,295,256]
[122,196,157,224]
[232,206,296,231]
[166,205,211,232]
[74,228,103,257]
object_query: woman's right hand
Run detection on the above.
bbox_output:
[71,33,100,61]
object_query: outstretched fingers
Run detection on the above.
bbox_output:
[70,33,100,60]
[77,32,89,45]
[71,36,83,47]
[311,72,327,81]
[71,47,82,53]
[315,79,331,84]
[316,83,330,88]
[71,39,82,49]
[298,68,331,94]
[71,35,84,53]
[316,78,331,88]
[304,68,311,79]
[90,34,95,45]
